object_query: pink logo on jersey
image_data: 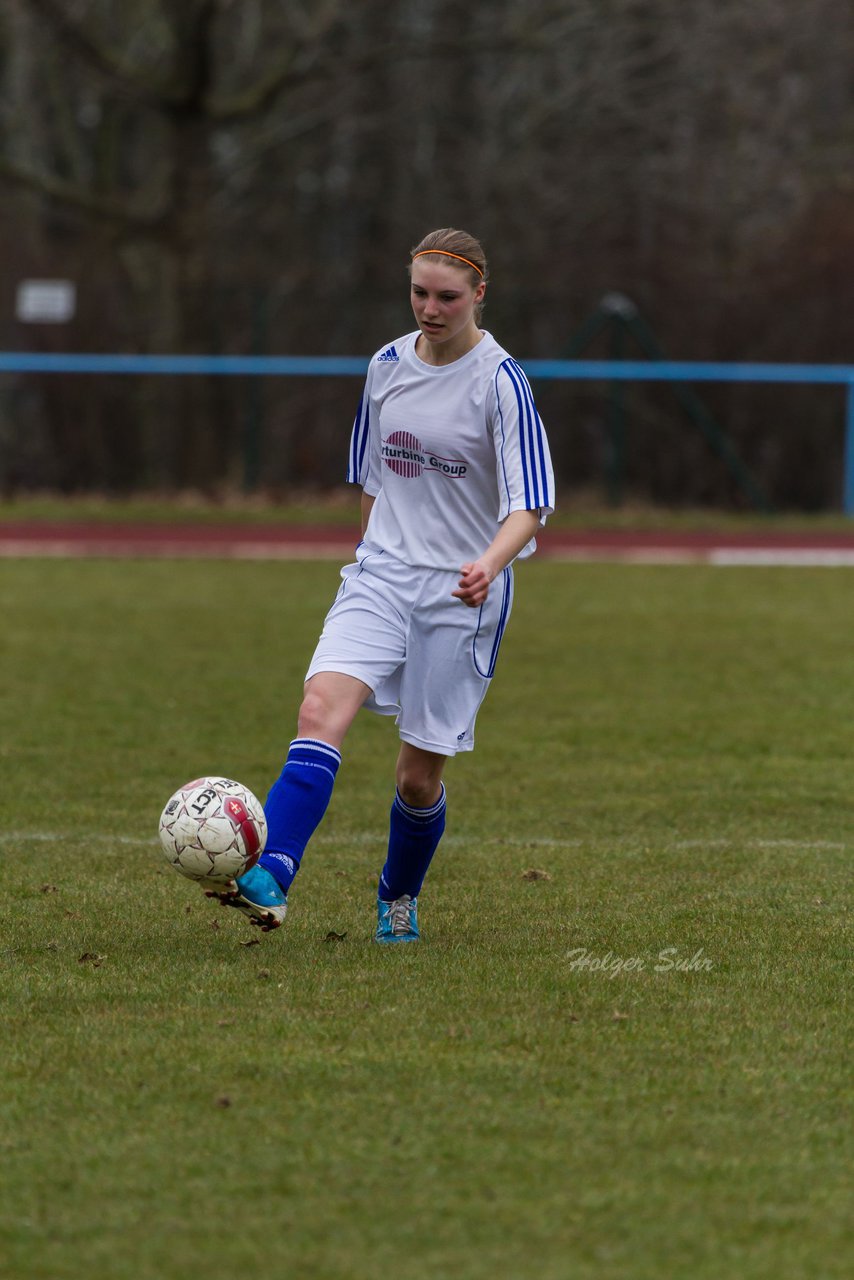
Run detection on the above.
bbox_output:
[382,431,467,479]
[383,430,424,477]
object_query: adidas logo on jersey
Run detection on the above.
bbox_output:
[377,345,399,362]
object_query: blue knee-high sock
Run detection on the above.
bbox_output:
[257,738,341,894]
[379,785,446,902]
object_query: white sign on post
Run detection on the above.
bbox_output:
[16,279,77,324]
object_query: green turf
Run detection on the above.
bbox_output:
[1,559,850,1279]
[4,489,854,532]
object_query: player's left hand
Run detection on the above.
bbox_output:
[453,561,492,607]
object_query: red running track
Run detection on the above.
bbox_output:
[3,521,854,564]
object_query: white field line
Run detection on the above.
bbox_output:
[2,830,846,853]
[542,548,707,565]
[710,549,854,567]
[0,541,354,561]
[2,832,157,847]
[545,548,854,567]
[5,540,854,566]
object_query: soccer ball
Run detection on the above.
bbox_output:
[157,776,267,883]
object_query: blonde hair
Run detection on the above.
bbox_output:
[409,228,489,320]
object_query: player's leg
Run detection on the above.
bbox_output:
[259,672,370,889]
[213,550,411,931]
[376,743,447,944]
[211,673,370,930]
[374,565,514,942]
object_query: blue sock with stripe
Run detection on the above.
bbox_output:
[257,738,342,894]
[379,785,447,902]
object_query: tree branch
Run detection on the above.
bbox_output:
[27,0,561,126]
[207,32,543,123]
[27,0,187,110]
[0,157,167,229]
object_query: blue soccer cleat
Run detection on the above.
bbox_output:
[375,894,420,944]
[203,864,288,932]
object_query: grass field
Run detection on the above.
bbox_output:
[6,489,854,532]
[1,556,851,1280]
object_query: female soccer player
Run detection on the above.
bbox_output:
[208,227,555,941]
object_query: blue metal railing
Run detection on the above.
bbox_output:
[0,352,370,377]
[3,353,854,513]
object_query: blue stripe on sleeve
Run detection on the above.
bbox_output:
[512,359,550,509]
[347,391,371,483]
[500,358,552,510]
[512,363,537,506]
[499,361,532,506]
[513,360,552,509]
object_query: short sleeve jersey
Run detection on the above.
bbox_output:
[347,330,555,570]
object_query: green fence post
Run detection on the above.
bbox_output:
[243,289,268,492]
[607,320,627,506]
[844,381,854,516]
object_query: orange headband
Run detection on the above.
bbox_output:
[412,249,484,278]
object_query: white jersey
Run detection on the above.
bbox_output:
[347,330,555,570]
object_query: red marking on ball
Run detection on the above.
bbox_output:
[225,796,263,867]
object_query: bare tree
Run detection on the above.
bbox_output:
[1,0,854,503]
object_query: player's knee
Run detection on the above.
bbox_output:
[297,673,370,747]
[396,761,444,809]
[297,686,335,741]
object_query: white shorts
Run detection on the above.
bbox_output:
[305,542,514,755]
